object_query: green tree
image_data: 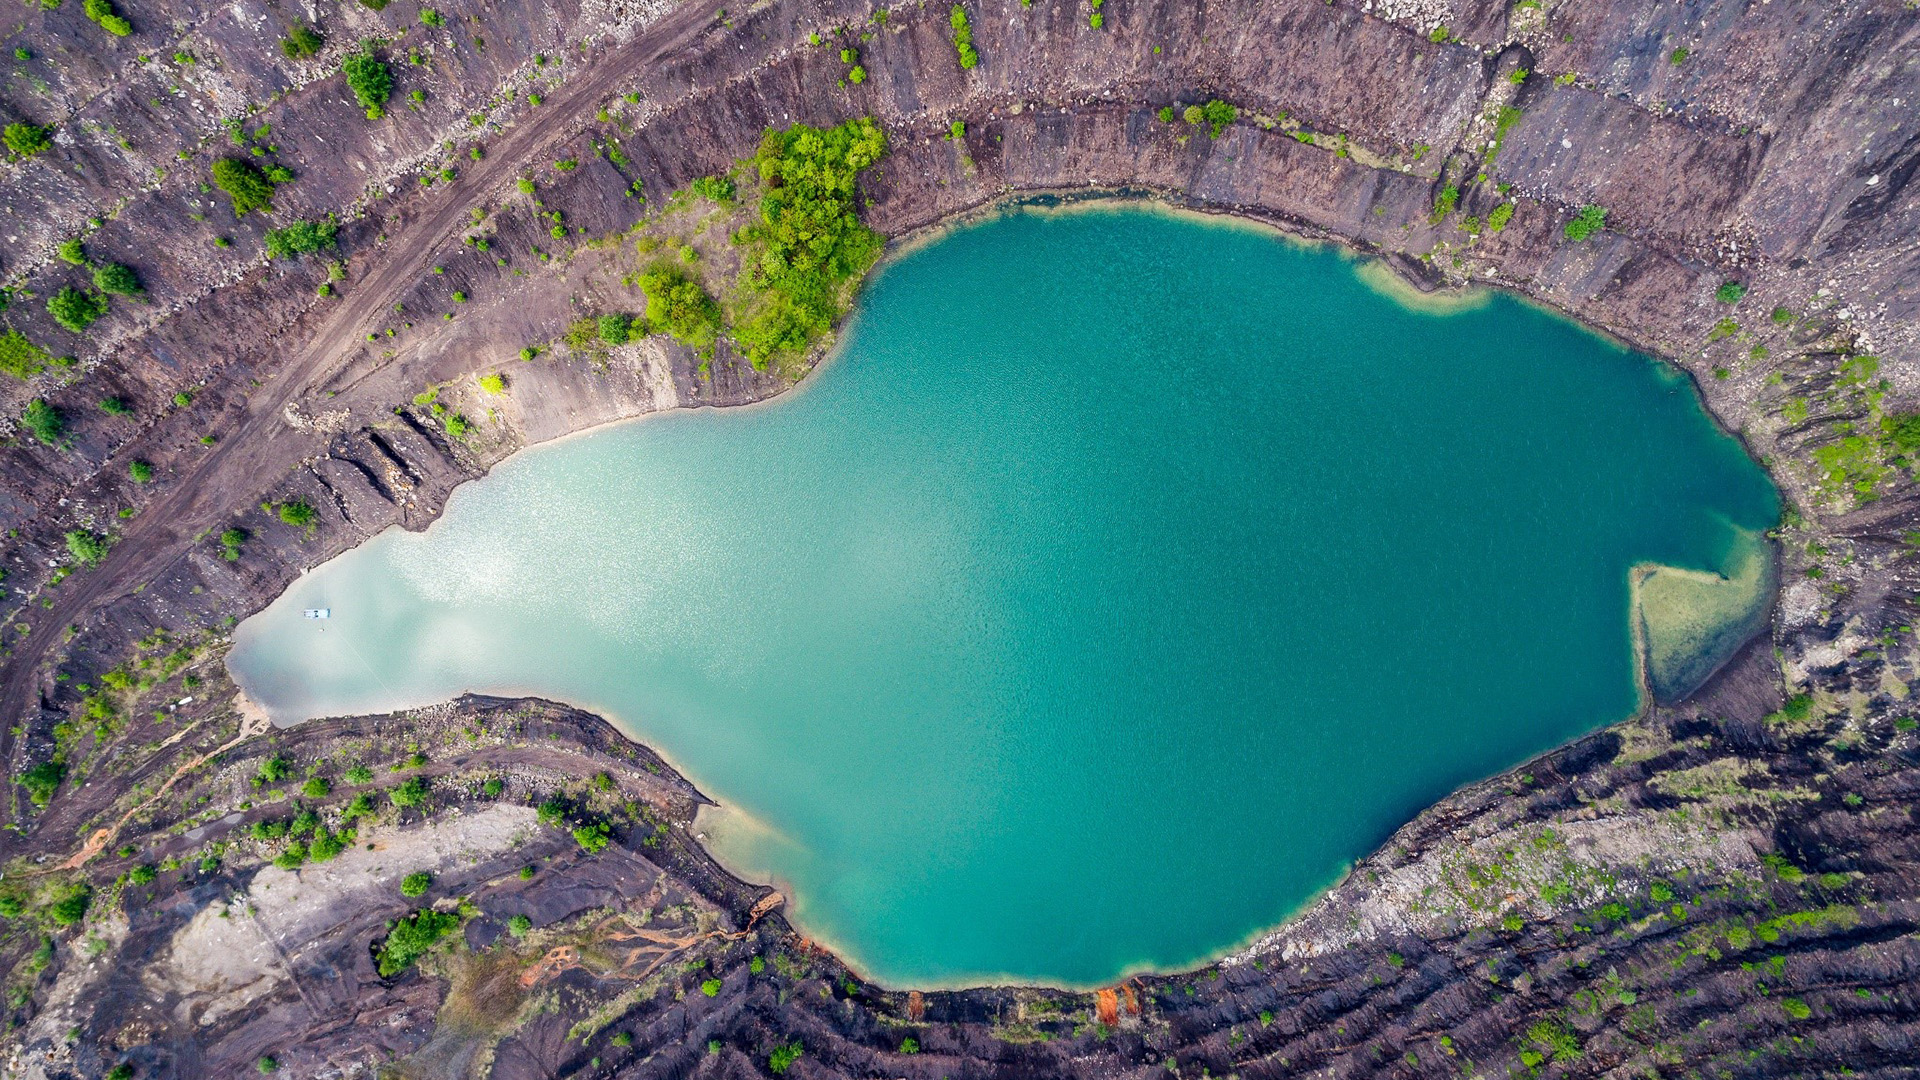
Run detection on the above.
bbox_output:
[220,527,246,560]
[47,286,107,333]
[375,908,460,975]
[597,312,634,345]
[3,122,51,158]
[1199,99,1237,138]
[950,5,977,69]
[400,870,432,897]
[0,329,51,379]
[769,1041,802,1074]
[732,118,887,368]
[56,237,85,265]
[82,0,131,35]
[1564,204,1607,241]
[47,884,91,926]
[92,262,142,297]
[21,760,64,805]
[264,219,338,259]
[342,47,393,119]
[211,158,278,216]
[21,398,66,447]
[276,499,317,527]
[638,266,719,351]
[65,529,110,566]
[280,24,324,58]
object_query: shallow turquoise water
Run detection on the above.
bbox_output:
[229,205,1779,988]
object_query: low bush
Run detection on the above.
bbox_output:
[689,174,735,203]
[950,4,977,69]
[597,313,633,345]
[47,286,107,333]
[21,760,64,805]
[390,775,429,807]
[280,24,323,59]
[56,238,85,265]
[1563,203,1607,241]
[507,913,531,936]
[47,885,92,927]
[3,122,51,158]
[128,460,153,482]
[65,530,110,567]
[220,527,246,560]
[343,47,393,119]
[21,398,66,448]
[637,266,719,352]
[212,158,278,216]
[82,0,131,36]
[375,908,460,975]
[400,870,432,897]
[0,329,51,379]
[92,262,142,297]
[275,499,317,527]
[263,219,337,259]
[1715,281,1746,304]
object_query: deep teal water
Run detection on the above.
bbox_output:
[229,205,1779,988]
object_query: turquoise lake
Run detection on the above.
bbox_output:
[228,205,1780,988]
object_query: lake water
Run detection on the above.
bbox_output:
[228,204,1780,988]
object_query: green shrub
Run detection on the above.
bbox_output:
[47,286,106,333]
[1430,185,1459,223]
[105,1063,134,1080]
[57,238,86,265]
[638,266,720,351]
[99,396,131,415]
[21,760,64,805]
[1487,201,1515,232]
[257,753,293,785]
[65,530,110,567]
[309,828,348,861]
[419,7,444,26]
[82,0,130,35]
[1197,99,1237,138]
[345,764,374,785]
[689,174,735,203]
[400,870,432,897]
[572,821,611,853]
[597,312,634,345]
[281,24,323,59]
[263,219,337,259]
[375,908,461,975]
[1781,997,1811,1020]
[950,4,977,69]
[273,841,309,869]
[769,1041,802,1074]
[343,47,393,119]
[129,460,153,482]
[478,373,506,394]
[507,913,532,936]
[1669,47,1689,64]
[1564,203,1607,241]
[47,884,91,926]
[390,775,429,807]
[3,122,51,158]
[92,262,142,297]
[22,398,65,447]
[0,329,51,379]
[701,978,723,996]
[220,527,246,560]
[256,1057,278,1074]
[211,158,278,216]
[126,864,157,885]
[301,776,331,799]
[276,499,316,527]
[1715,281,1746,304]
